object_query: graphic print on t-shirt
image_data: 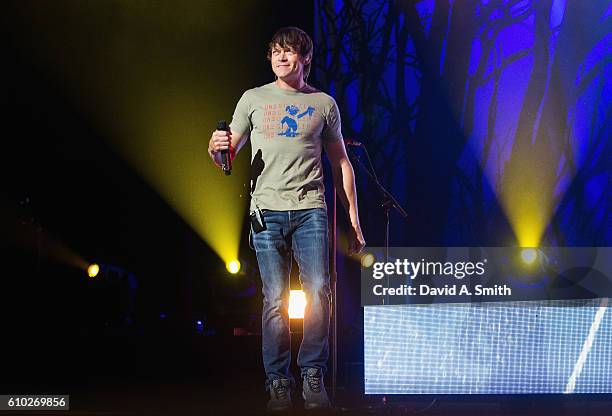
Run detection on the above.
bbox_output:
[262,104,315,138]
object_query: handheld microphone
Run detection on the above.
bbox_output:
[217,120,232,176]
[344,137,363,147]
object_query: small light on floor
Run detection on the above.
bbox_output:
[361,252,375,268]
[226,260,241,274]
[521,248,538,265]
[87,263,100,278]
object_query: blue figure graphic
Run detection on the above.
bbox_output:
[279,105,315,137]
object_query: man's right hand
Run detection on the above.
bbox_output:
[208,129,232,167]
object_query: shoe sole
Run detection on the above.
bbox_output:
[302,392,330,410]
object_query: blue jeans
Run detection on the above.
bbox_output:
[251,208,331,383]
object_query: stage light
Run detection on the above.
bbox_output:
[361,252,375,268]
[226,259,241,274]
[195,319,204,334]
[289,290,307,319]
[87,263,100,278]
[521,248,538,265]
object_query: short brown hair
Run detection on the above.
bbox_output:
[267,27,313,80]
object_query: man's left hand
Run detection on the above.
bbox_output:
[348,225,366,255]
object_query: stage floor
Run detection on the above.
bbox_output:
[2,333,611,415]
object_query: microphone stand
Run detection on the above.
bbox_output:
[331,189,338,403]
[343,143,409,411]
[345,144,408,264]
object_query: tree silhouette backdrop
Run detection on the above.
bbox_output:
[314,0,611,247]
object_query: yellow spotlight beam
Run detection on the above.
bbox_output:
[496,145,559,247]
[7,2,260,265]
[7,210,89,271]
[113,90,250,264]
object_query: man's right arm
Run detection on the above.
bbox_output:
[209,90,251,167]
[208,129,247,167]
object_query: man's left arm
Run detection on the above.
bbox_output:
[324,139,366,255]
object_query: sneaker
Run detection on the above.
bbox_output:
[266,378,292,413]
[302,367,331,410]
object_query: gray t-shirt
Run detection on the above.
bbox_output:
[230,82,342,212]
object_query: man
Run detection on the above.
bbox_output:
[208,27,365,412]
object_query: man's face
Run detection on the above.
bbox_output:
[270,44,309,82]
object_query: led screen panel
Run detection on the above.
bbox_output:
[364,299,612,394]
